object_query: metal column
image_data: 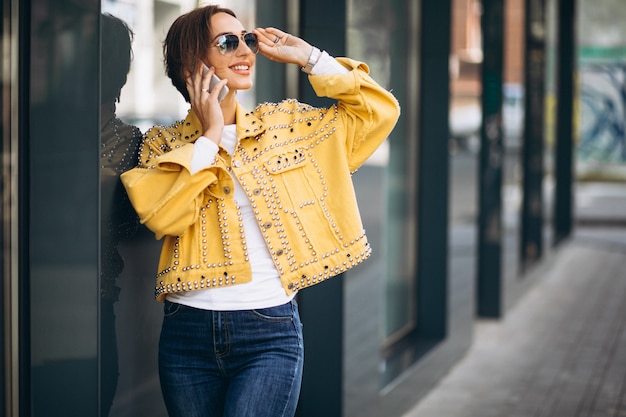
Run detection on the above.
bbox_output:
[477,0,505,318]
[295,2,346,416]
[520,0,547,271]
[416,0,451,338]
[553,0,576,245]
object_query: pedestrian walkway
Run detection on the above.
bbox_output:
[403,225,626,416]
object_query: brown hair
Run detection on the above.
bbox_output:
[163,5,237,102]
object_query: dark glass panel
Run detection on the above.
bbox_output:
[29,0,100,415]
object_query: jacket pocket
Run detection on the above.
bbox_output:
[262,149,341,255]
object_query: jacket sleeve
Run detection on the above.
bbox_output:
[120,126,234,239]
[308,58,400,172]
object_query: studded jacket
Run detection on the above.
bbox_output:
[121,58,400,302]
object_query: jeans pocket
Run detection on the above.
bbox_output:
[250,302,294,322]
[163,300,184,317]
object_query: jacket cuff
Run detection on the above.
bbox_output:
[154,142,233,199]
[308,57,371,97]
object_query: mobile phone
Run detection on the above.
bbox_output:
[209,74,229,103]
[202,64,228,103]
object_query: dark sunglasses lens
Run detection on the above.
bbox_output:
[244,33,259,53]
[217,34,240,54]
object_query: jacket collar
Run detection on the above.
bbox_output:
[235,103,266,141]
[182,102,266,143]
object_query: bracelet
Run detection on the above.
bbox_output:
[301,47,322,74]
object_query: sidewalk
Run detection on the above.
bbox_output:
[403,182,626,417]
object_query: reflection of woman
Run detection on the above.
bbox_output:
[100,13,142,417]
[121,4,399,417]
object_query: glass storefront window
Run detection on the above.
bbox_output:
[501,0,524,285]
[343,0,419,409]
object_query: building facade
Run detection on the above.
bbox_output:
[1,0,592,416]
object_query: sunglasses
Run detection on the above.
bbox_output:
[213,33,259,55]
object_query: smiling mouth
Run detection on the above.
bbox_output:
[230,65,250,71]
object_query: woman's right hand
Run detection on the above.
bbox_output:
[185,64,227,144]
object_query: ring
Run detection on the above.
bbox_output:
[273,35,280,44]
[201,88,209,93]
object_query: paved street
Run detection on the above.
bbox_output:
[403,182,626,417]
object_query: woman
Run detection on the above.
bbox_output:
[121,4,399,417]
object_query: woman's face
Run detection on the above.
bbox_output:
[206,12,256,91]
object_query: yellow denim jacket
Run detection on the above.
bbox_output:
[121,58,400,301]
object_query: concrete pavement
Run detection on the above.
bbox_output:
[403,181,626,417]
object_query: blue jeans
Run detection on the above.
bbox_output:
[158,299,304,417]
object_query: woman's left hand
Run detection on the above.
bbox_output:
[253,27,314,68]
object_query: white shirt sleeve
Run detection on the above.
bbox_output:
[190,136,219,174]
[310,51,350,76]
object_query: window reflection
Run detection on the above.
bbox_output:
[99,11,167,417]
[99,13,143,417]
